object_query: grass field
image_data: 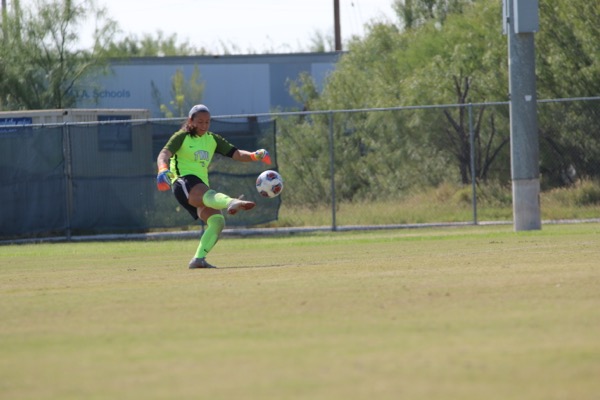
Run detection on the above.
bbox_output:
[1,223,599,400]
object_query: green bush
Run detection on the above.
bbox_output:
[574,180,600,205]
[545,180,600,206]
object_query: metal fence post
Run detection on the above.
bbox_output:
[468,103,478,224]
[328,112,337,231]
[62,123,73,240]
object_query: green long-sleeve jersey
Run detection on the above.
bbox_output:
[162,130,237,185]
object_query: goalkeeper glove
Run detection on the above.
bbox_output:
[250,149,271,165]
[157,167,172,191]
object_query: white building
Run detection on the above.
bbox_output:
[75,52,342,118]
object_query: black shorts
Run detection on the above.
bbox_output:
[172,175,208,220]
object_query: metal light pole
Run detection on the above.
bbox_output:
[504,0,541,231]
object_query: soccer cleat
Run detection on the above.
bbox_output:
[188,257,217,269]
[226,196,256,215]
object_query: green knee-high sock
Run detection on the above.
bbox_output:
[202,189,233,210]
[195,214,225,259]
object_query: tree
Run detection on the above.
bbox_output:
[278,73,338,205]
[398,0,510,184]
[105,31,209,57]
[0,0,117,110]
[534,0,600,187]
[151,66,205,118]
[283,0,598,197]
[393,0,477,29]
[284,0,511,200]
[306,30,335,53]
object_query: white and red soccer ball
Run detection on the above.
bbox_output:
[256,170,284,198]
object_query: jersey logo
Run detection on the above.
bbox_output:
[194,150,209,162]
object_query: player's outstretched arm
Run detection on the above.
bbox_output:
[234,149,271,165]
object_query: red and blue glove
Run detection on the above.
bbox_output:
[156,166,172,191]
[251,149,271,165]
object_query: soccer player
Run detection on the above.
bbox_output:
[156,104,271,269]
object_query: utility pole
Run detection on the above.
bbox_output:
[1,0,7,41]
[334,0,342,51]
[504,0,541,231]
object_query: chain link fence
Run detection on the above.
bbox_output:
[268,96,600,229]
[1,96,599,241]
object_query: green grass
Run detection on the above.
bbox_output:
[1,223,600,400]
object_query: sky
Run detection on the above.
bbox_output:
[91,0,399,53]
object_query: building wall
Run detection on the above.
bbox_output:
[75,52,341,118]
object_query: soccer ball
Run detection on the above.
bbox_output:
[256,170,284,198]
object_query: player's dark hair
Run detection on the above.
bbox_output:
[181,120,197,135]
